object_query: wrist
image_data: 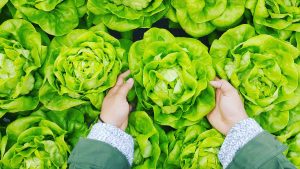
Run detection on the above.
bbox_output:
[225,116,248,135]
[99,114,120,128]
[99,115,106,123]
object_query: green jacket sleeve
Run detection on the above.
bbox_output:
[227,132,296,169]
[68,138,130,169]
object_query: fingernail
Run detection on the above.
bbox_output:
[127,78,134,84]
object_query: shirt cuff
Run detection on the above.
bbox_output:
[87,122,134,165]
[218,118,263,168]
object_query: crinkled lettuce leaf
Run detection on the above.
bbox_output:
[246,0,300,40]
[87,0,170,32]
[0,19,47,118]
[277,119,300,168]
[167,0,246,37]
[163,124,223,169]
[10,0,81,36]
[0,115,69,169]
[31,106,92,147]
[127,111,167,169]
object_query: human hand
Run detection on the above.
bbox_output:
[207,79,248,135]
[100,70,134,131]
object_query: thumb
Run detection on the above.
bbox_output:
[118,78,134,97]
[210,80,236,95]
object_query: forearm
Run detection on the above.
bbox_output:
[218,118,263,168]
[219,118,295,169]
[68,122,134,168]
[87,121,134,165]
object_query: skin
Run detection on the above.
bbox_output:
[100,70,134,131]
[208,79,248,135]
[100,71,248,134]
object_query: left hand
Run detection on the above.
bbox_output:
[100,70,134,131]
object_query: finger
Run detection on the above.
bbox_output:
[207,109,219,126]
[117,78,134,98]
[107,85,119,95]
[211,78,221,103]
[210,80,236,96]
[215,87,222,103]
[109,70,131,94]
[115,70,131,87]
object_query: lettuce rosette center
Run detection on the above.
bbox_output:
[129,28,215,128]
[54,44,116,93]
[143,44,198,113]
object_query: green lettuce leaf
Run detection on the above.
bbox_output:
[0,0,8,13]
[163,124,223,169]
[31,106,92,148]
[127,111,167,169]
[0,115,69,169]
[87,0,170,32]
[277,120,300,168]
[290,32,300,50]
[129,28,215,129]
[246,0,300,40]
[10,0,81,36]
[167,0,246,37]
[0,19,47,118]
[210,24,300,133]
[39,28,124,116]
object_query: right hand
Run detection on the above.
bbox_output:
[207,79,248,135]
[100,70,134,131]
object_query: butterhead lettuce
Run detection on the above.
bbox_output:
[0,19,46,118]
[0,116,69,169]
[39,29,124,116]
[210,24,300,133]
[246,0,300,40]
[129,28,215,129]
